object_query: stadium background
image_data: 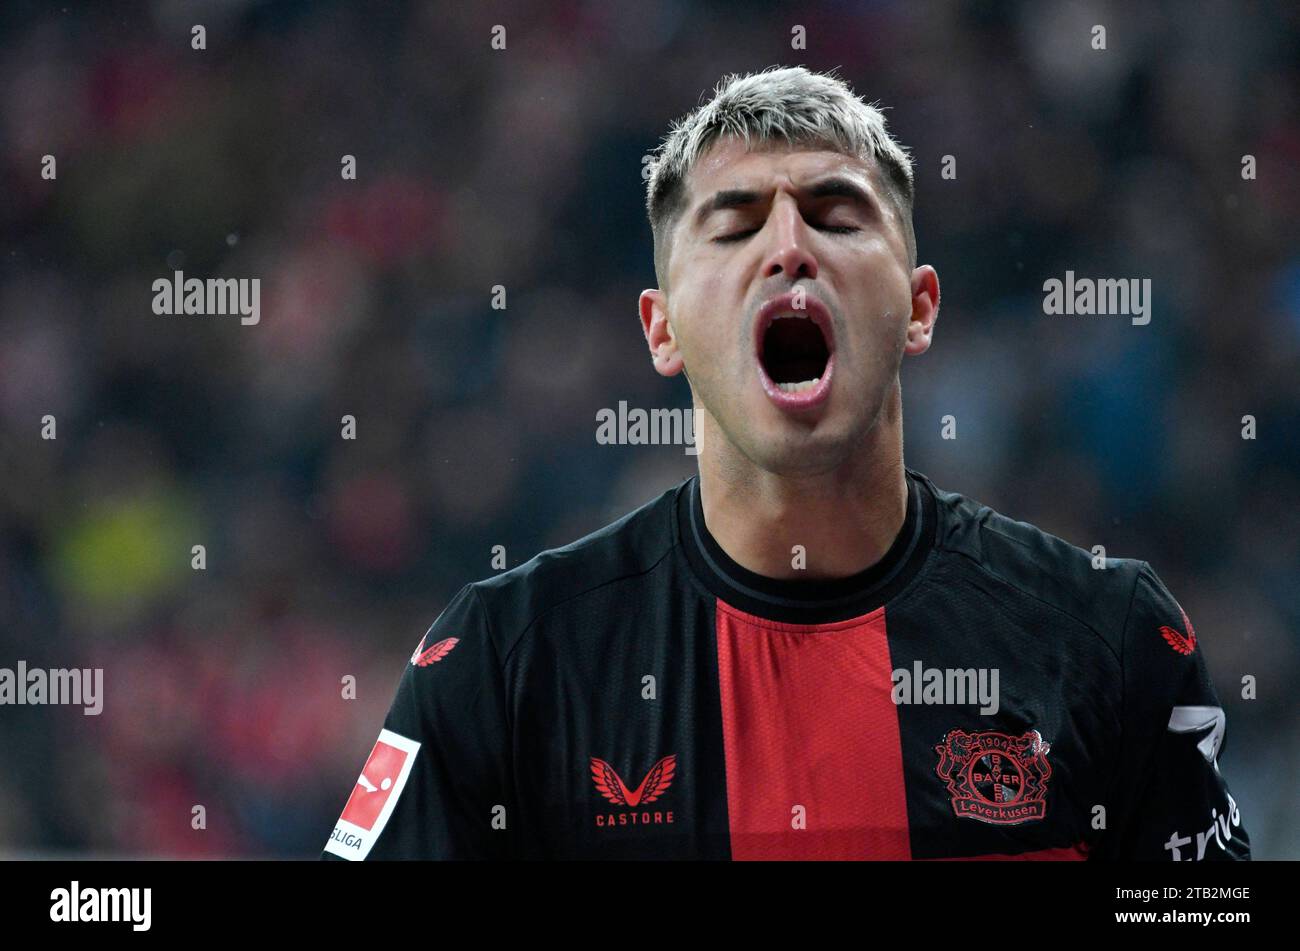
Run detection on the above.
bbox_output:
[0,0,1296,858]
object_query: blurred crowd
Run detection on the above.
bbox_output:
[0,0,1296,858]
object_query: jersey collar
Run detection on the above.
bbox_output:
[676,467,936,624]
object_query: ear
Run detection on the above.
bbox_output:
[904,265,939,356]
[639,288,685,377]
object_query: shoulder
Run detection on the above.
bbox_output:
[911,469,1149,657]
[463,479,684,657]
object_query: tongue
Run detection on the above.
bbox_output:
[763,320,828,384]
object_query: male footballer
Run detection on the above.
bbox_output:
[324,66,1250,861]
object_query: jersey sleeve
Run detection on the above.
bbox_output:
[321,583,516,860]
[1100,562,1250,861]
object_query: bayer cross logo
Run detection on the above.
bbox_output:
[935,729,1053,825]
[969,751,1024,805]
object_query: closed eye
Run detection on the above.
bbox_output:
[712,224,859,244]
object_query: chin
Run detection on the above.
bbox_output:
[743,423,858,476]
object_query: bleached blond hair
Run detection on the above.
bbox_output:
[645,65,916,289]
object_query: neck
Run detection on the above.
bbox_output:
[695,387,908,581]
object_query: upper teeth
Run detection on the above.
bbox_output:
[771,311,809,321]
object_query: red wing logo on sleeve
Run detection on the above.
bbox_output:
[590,754,677,807]
[935,729,1052,825]
[410,635,460,666]
[324,729,421,860]
[1159,608,1197,655]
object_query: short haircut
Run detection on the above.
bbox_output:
[645,65,916,290]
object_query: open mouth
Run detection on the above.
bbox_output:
[754,292,835,410]
[761,313,831,391]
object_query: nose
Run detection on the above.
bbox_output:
[761,196,818,282]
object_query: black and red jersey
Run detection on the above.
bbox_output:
[322,469,1250,860]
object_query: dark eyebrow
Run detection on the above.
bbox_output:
[806,176,875,207]
[692,189,763,229]
[692,175,875,230]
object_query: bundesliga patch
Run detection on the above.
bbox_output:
[935,729,1052,825]
[325,728,420,860]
